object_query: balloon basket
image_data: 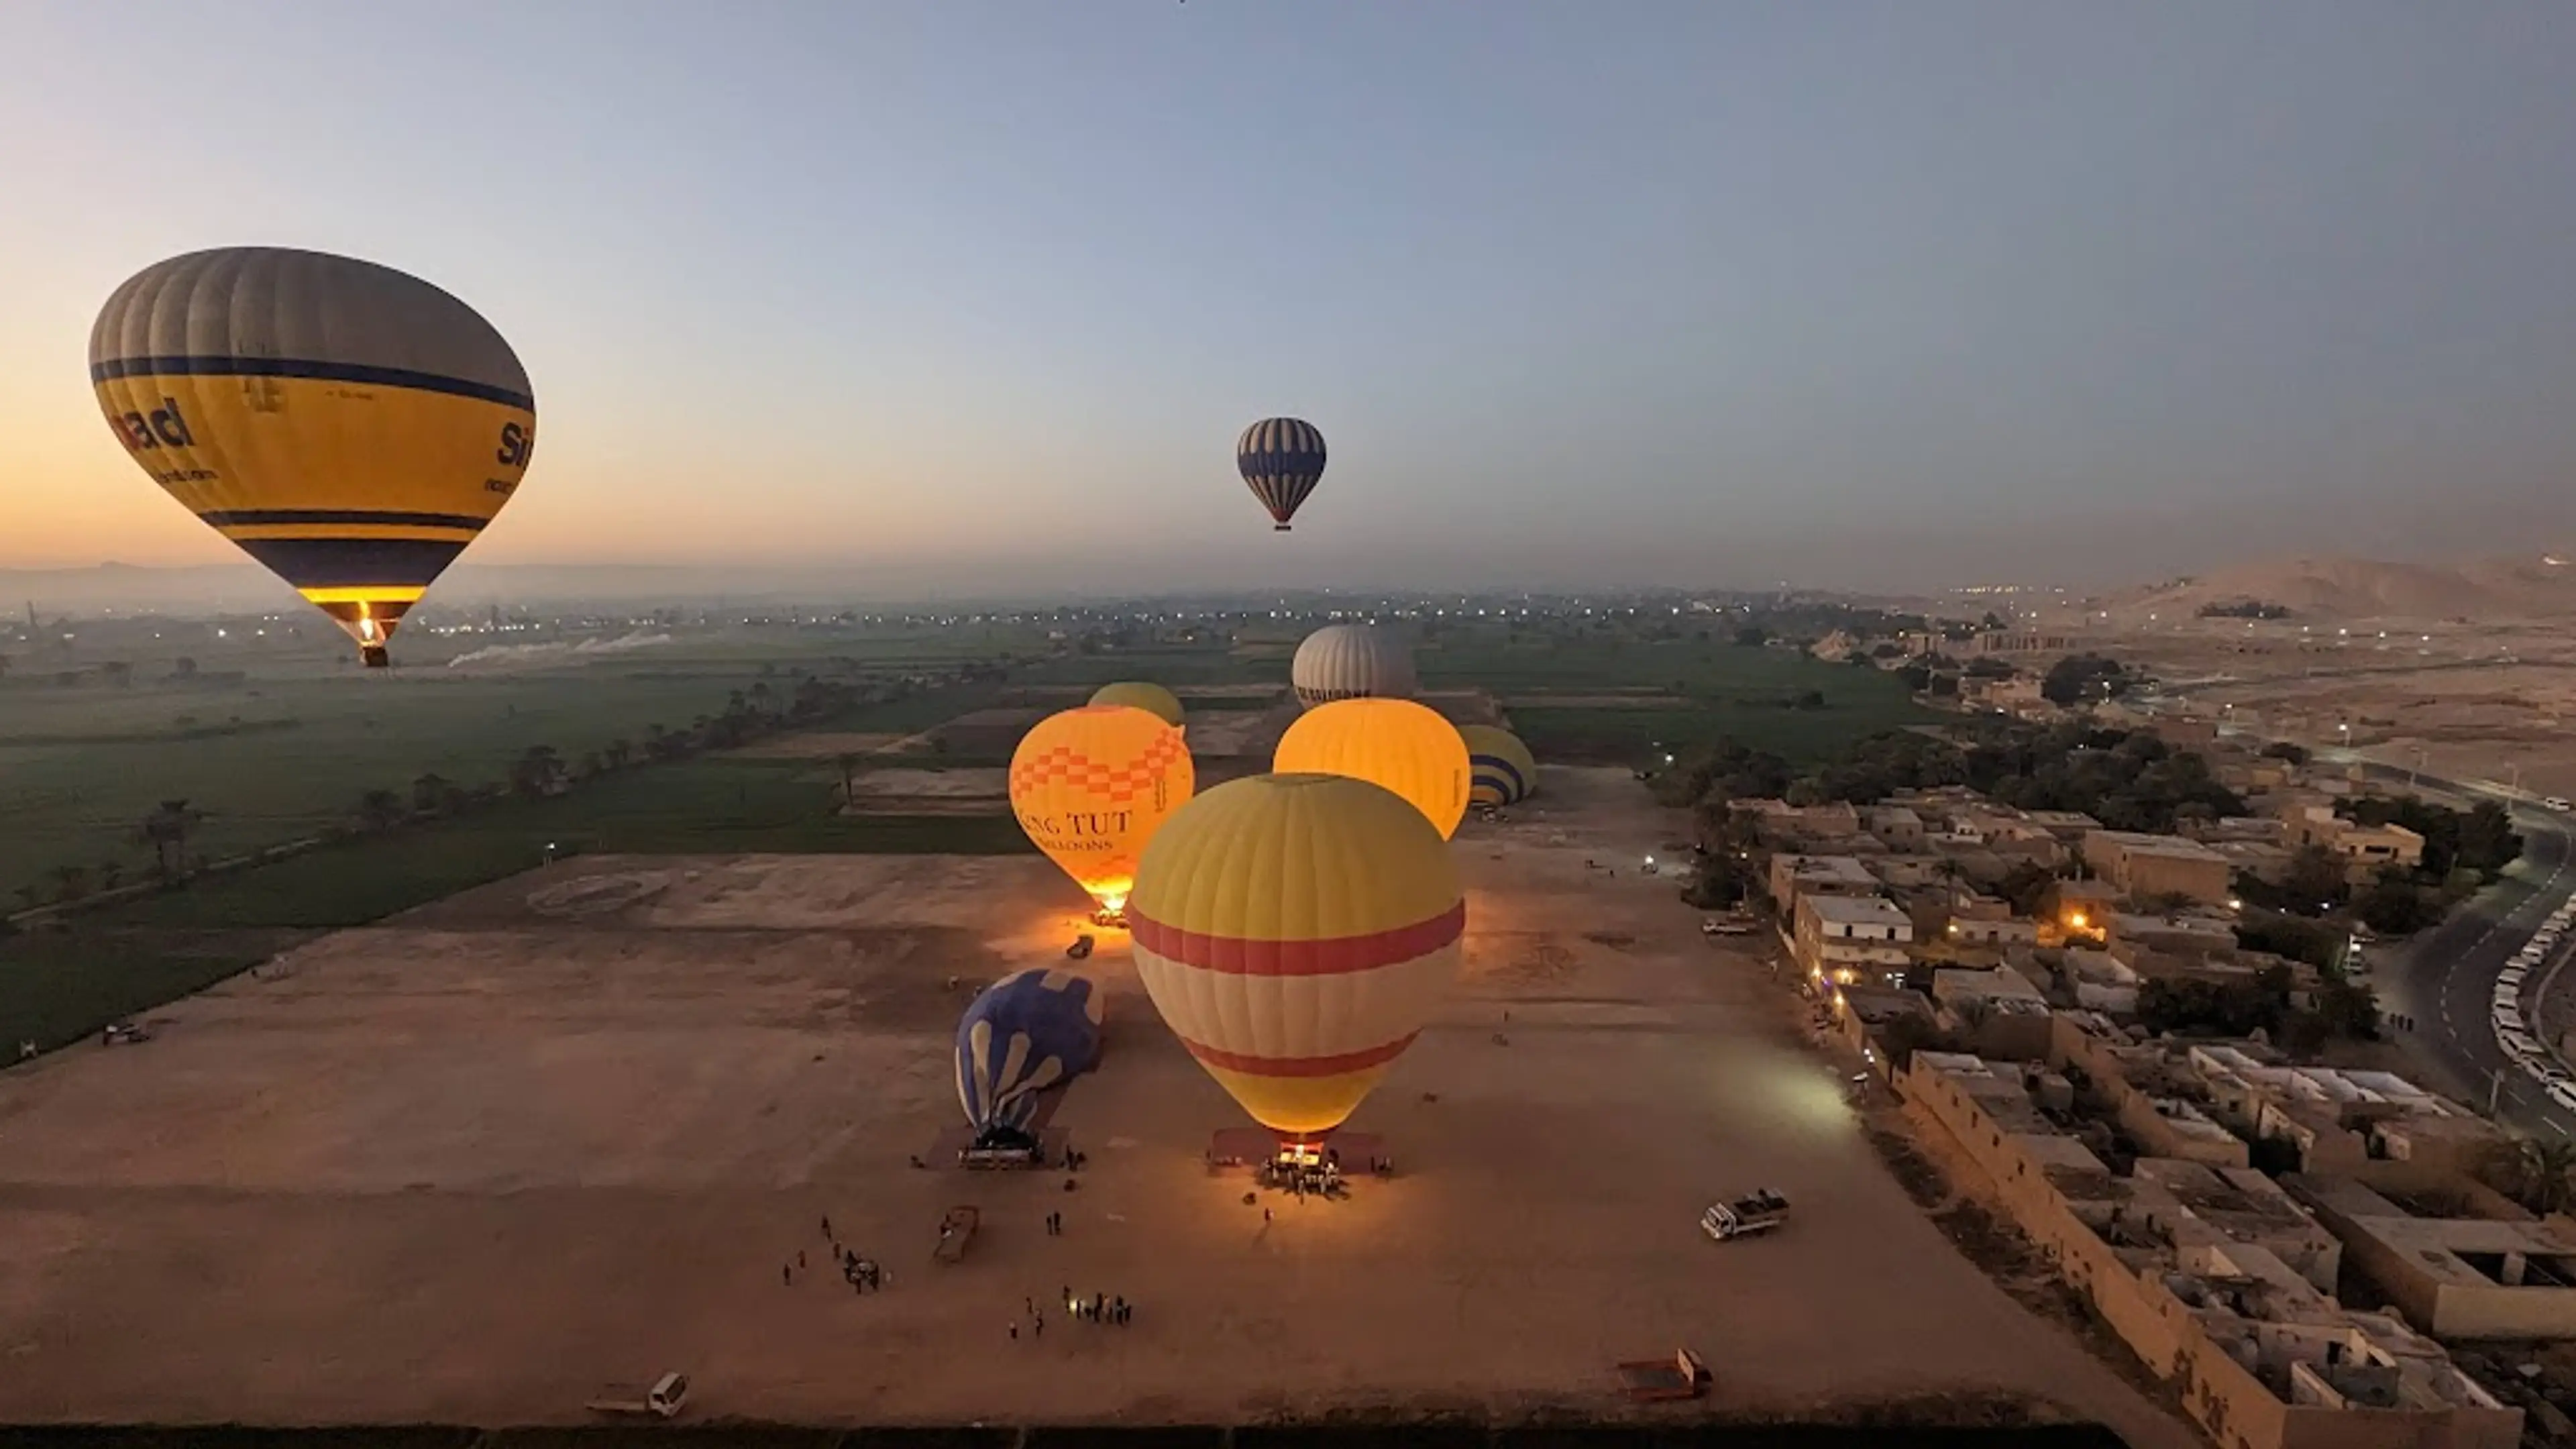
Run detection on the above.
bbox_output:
[1089,906,1128,930]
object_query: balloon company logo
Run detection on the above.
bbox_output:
[1017,810,1133,846]
[108,396,195,452]
[495,421,535,468]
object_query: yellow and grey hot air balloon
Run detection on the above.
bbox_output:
[1009,704,1195,921]
[1458,724,1538,806]
[1130,773,1464,1138]
[1088,681,1185,729]
[1274,697,1471,839]
[90,247,534,668]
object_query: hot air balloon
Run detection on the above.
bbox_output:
[1236,417,1326,531]
[1009,704,1195,922]
[955,967,1106,1152]
[1275,697,1471,840]
[1130,773,1463,1138]
[1458,724,1538,806]
[1089,681,1184,729]
[90,248,534,669]
[1289,623,1415,708]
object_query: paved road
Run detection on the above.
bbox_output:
[2345,759,2576,1139]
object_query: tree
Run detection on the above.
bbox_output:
[2041,654,2129,706]
[2259,741,2308,765]
[2354,868,2434,936]
[509,745,565,800]
[2484,1136,2576,1218]
[836,753,861,810]
[603,738,634,771]
[172,655,197,679]
[48,863,91,904]
[1731,625,1768,647]
[1878,1014,1945,1071]
[2281,845,2350,915]
[1996,861,2057,917]
[357,789,407,831]
[139,799,203,881]
[411,773,460,814]
[97,860,123,892]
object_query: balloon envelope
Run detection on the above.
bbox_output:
[955,967,1106,1140]
[1458,724,1538,806]
[1088,681,1185,729]
[90,247,534,668]
[1130,773,1464,1136]
[1008,704,1195,914]
[1236,417,1326,531]
[1275,698,1472,840]
[1290,623,1416,709]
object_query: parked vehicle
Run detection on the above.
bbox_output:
[1700,1189,1790,1241]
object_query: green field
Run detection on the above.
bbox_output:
[0,618,1926,1055]
[0,623,1043,904]
[1421,630,1933,763]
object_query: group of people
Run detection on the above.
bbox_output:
[1011,1285,1134,1339]
[781,1214,883,1295]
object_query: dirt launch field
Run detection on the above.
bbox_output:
[0,769,2187,1443]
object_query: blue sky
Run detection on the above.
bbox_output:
[4,1,2575,593]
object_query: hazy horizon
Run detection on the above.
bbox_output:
[8,2,2576,594]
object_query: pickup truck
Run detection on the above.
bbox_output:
[1701,1189,1790,1241]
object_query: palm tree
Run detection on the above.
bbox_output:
[603,738,633,771]
[98,860,123,892]
[836,753,860,809]
[412,773,457,814]
[510,745,564,800]
[2489,1136,2576,1218]
[357,789,407,831]
[48,864,91,904]
[139,799,203,881]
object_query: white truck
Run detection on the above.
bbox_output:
[586,1372,688,1419]
[1701,1189,1790,1241]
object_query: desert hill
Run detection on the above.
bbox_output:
[2114,552,2576,622]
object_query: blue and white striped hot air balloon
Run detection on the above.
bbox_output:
[955,968,1106,1147]
[1236,417,1326,531]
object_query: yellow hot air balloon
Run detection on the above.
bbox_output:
[1009,704,1195,921]
[1088,681,1185,729]
[1273,698,1471,840]
[90,248,535,669]
[1458,724,1538,806]
[1130,773,1464,1137]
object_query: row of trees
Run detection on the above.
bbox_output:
[8,665,987,913]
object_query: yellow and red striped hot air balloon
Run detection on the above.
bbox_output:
[1009,704,1195,922]
[1129,773,1464,1138]
[1273,696,1471,840]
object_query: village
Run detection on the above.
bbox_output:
[1708,704,2576,1449]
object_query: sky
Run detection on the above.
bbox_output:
[4,1,2576,598]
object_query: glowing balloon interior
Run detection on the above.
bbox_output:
[1008,704,1195,919]
[90,247,534,668]
[1273,697,1472,840]
[1129,773,1464,1137]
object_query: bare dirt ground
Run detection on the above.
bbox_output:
[1175,709,1286,760]
[731,732,916,759]
[0,770,2189,1444]
[837,767,1012,818]
[2103,617,2576,795]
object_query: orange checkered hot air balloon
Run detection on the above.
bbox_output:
[1129,773,1464,1138]
[1009,704,1195,922]
[1273,697,1472,840]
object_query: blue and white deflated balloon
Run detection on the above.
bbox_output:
[955,967,1106,1137]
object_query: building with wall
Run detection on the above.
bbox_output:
[2185,1048,2504,1176]
[2084,829,2235,905]
[1766,853,1882,913]
[1899,1050,2519,1449]
[1793,892,1913,987]
[1931,965,2055,1060]
[2287,1177,2576,1342]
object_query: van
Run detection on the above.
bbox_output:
[2550,1081,2576,1113]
